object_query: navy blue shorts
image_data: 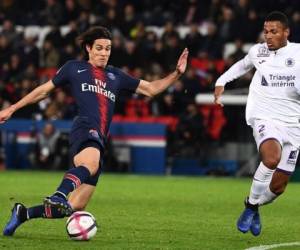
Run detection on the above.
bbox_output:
[69,117,105,186]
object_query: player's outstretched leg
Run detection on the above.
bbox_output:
[3,203,27,236]
[43,166,91,216]
[237,197,260,234]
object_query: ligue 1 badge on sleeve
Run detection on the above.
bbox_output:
[285,58,295,67]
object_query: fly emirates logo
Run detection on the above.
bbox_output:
[81,78,116,102]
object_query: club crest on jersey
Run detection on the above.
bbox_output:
[285,58,295,67]
[107,72,116,80]
[257,46,270,57]
[89,129,99,139]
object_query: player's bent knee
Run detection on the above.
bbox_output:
[262,157,280,169]
[74,159,100,175]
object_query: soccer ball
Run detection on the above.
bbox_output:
[66,211,97,240]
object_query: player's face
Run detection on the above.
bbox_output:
[87,39,111,68]
[263,21,289,51]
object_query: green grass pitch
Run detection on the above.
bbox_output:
[0,171,300,250]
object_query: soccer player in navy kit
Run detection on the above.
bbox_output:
[1,26,189,236]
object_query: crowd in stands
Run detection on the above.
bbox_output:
[1,0,300,160]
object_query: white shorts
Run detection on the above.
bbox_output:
[252,119,300,174]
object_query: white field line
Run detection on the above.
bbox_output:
[245,242,300,250]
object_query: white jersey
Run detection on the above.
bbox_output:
[216,42,300,127]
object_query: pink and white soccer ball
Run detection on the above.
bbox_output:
[66,211,97,240]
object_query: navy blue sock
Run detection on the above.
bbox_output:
[28,205,67,219]
[55,166,91,198]
[27,205,44,219]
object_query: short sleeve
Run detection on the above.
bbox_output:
[52,61,72,87]
[116,68,140,92]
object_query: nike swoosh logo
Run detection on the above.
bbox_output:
[77,69,87,73]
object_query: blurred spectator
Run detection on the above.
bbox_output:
[101,7,120,31]
[181,68,202,97]
[40,40,60,68]
[0,35,12,65]
[0,92,10,110]
[243,9,261,43]
[20,63,38,82]
[19,34,39,67]
[122,40,142,70]
[290,11,300,43]
[170,102,205,157]
[41,0,64,25]
[63,0,80,24]
[44,90,76,120]
[44,25,63,47]
[218,5,240,43]
[109,35,126,67]
[199,22,223,59]
[208,0,222,23]
[63,21,79,47]
[13,78,41,119]
[8,53,24,82]
[229,39,246,62]
[29,122,61,169]
[1,19,21,48]
[0,1,18,24]
[149,40,165,67]
[161,21,180,44]
[183,0,203,24]
[120,4,137,38]
[184,23,203,57]
[77,10,90,33]
[158,93,177,116]
[163,35,183,71]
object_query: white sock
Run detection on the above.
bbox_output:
[248,162,275,205]
[258,186,277,205]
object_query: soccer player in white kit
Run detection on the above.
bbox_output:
[214,11,300,236]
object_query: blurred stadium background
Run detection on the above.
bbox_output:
[1,0,300,177]
[2,1,300,249]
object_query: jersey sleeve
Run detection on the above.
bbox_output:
[116,68,140,92]
[215,46,255,87]
[52,61,72,87]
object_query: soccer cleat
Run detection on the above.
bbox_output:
[43,195,73,216]
[237,208,256,233]
[3,203,27,236]
[237,197,258,234]
[250,212,262,236]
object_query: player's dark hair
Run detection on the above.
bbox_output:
[265,11,289,28]
[77,26,112,58]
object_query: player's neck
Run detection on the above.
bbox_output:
[88,60,105,69]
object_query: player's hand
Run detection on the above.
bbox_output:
[175,48,189,75]
[0,105,15,124]
[214,86,224,107]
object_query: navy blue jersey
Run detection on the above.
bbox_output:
[52,60,140,139]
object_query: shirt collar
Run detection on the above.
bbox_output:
[272,41,290,55]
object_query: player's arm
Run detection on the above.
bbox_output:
[136,48,188,97]
[214,55,254,106]
[0,80,55,123]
